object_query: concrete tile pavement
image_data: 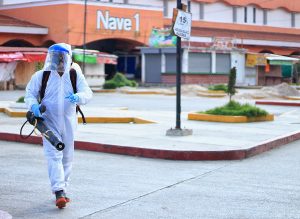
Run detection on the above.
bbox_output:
[1,100,300,160]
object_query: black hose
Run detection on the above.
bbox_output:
[19,120,35,139]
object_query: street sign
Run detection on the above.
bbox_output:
[173,9,192,40]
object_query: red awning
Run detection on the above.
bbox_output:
[0,47,48,63]
[97,56,117,65]
[23,52,47,62]
[0,52,46,62]
[0,52,27,62]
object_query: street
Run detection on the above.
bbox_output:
[1,139,300,219]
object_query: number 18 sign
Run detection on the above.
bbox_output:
[173,9,192,40]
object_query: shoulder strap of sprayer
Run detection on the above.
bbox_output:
[40,69,87,124]
[40,71,51,103]
[69,68,86,124]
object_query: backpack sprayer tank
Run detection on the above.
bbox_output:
[25,105,65,151]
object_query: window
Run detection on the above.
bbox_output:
[244,7,248,23]
[233,7,237,23]
[292,12,296,27]
[253,7,256,23]
[199,3,204,20]
[263,9,267,25]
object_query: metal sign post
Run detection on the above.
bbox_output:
[82,0,87,75]
[175,0,182,130]
[166,0,192,137]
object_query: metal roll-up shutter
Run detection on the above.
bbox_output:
[189,53,211,73]
[216,53,231,73]
[145,54,161,83]
[165,54,177,73]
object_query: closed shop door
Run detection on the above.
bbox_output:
[145,54,161,83]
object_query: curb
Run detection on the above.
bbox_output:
[92,89,116,93]
[1,131,300,160]
[0,108,155,124]
[256,100,300,107]
[188,113,274,123]
[197,92,227,98]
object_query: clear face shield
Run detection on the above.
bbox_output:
[44,51,71,73]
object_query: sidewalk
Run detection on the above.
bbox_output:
[1,97,300,160]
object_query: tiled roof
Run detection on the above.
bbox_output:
[192,0,300,12]
[0,14,46,28]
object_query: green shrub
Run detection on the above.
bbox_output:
[130,80,138,87]
[208,84,227,92]
[201,101,268,118]
[16,96,25,103]
[103,81,117,89]
[103,72,138,89]
[113,73,127,85]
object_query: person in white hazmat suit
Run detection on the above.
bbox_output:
[25,43,93,209]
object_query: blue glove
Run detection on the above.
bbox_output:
[65,93,79,103]
[31,104,42,117]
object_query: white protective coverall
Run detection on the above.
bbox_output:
[25,43,93,193]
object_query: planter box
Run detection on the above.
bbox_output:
[188,113,274,123]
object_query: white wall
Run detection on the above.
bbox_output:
[236,7,244,24]
[295,13,300,28]
[268,8,291,28]
[255,7,264,25]
[2,0,45,4]
[231,52,245,85]
[85,63,105,87]
[128,0,161,7]
[236,5,263,25]
[166,0,176,18]
[204,2,232,23]
[244,67,257,86]
[111,0,125,4]
[190,1,200,21]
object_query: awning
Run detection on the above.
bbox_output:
[73,53,97,64]
[0,47,48,63]
[266,54,299,66]
[0,52,27,62]
[23,52,47,62]
[72,49,118,65]
[246,53,299,67]
[97,56,117,65]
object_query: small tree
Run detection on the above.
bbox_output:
[227,67,237,101]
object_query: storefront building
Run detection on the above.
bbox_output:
[0,0,300,87]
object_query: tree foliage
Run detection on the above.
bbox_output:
[227,67,237,101]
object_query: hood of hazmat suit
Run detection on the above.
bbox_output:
[24,43,93,193]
